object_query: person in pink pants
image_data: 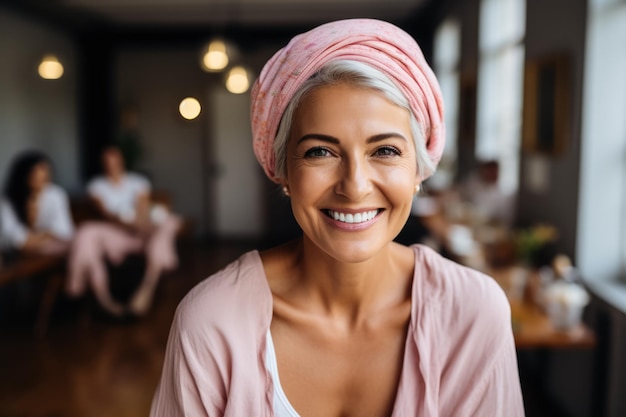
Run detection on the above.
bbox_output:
[66,146,181,316]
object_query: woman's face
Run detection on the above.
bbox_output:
[29,162,51,193]
[285,84,420,263]
[102,148,125,177]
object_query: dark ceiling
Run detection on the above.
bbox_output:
[0,0,442,48]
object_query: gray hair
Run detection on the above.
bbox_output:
[272,60,435,179]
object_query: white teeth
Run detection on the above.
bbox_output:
[327,210,379,224]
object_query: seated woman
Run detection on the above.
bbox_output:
[150,19,523,416]
[0,151,73,254]
[66,146,180,316]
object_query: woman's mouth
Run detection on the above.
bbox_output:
[322,209,382,224]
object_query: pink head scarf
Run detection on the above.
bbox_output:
[251,18,445,183]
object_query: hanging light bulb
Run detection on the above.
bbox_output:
[225,66,250,94]
[38,54,64,80]
[201,39,229,72]
[179,97,202,120]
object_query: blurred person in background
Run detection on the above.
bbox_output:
[151,19,523,417]
[0,150,73,254]
[66,146,180,316]
[457,159,514,226]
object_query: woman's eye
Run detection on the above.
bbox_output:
[374,146,401,157]
[304,147,331,158]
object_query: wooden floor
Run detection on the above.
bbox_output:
[0,241,566,417]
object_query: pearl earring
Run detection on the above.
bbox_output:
[415,184,421,194]
[282,186,290,197]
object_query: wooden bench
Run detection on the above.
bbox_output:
[0,252,66,338]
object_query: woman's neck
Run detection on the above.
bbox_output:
[107,171,124,184]
[29,184,47,204]
[30,186,45,198]
[289,237,413,328]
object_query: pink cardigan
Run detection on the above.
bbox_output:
[150,245,524,416]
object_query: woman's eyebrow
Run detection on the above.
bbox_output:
[296,134,340,145]
[297,132,407,145]
[367,133,408,143]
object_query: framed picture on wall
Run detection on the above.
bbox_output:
[522,53,571,156]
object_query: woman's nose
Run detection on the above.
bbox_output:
[334,155,374,200]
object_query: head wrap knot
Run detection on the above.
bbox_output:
[251,18,445,182]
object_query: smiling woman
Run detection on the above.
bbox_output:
[150,19,524,417]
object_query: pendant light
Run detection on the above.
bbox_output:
[201,39,229,72]
[225,66,251,94]
[179,97,202,120]
[38,54,64,79]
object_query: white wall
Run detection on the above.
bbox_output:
[0,8,80,192]
[210,89,264,238]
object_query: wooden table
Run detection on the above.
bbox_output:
[509,298,596,349]
[489,266,596,349]
[0,252,66,337]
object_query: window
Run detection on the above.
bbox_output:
[476,0,526,194]
[434,18,461,163]
[577,0,626,284]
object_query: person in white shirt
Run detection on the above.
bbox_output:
[0,151,73,254]
[66,146,181,316]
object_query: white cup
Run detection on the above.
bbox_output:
[544,282,590,331]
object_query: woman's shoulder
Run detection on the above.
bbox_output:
[0,198,16,222]
[41,184,70,203]
[86,176,107,192]
[174,250,273,336]
[412,244,507,299]
[124,172,150,188]
[43,183,68,196]
[408,245,521,415]
[411,244,510,332]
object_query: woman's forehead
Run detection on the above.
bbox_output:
[34,161,50,170]
[293,85,411,132]
[303,83,396,105]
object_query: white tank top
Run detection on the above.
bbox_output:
[265,331,301,417]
